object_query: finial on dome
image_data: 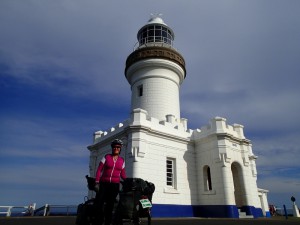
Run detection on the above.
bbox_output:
[147,13,166,25]
[150,13,163,20]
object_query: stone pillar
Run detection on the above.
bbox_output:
[220,153,234,205]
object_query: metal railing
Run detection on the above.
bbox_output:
[0,203,77,217]
[0,203,36,217]
[133,41,177,52]
[34,204,77,216]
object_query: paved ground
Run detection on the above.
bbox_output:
[0,216,299,225]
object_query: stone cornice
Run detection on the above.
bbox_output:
[125,124,191,145]
[194,132,251,145]
[125,46,186,77]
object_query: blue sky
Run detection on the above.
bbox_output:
[1,0,300,209]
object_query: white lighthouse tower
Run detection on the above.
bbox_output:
[125,15,186,121]
[87,15,270,219]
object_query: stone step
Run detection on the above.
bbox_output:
[238,209,254,219]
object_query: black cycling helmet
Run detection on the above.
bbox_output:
[111,139,123,147]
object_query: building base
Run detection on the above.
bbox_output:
[151,204,266,218]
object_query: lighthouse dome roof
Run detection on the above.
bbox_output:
[146,15,167,26]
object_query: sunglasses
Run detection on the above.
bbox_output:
[112,146,121,149]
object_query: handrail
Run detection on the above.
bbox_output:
[44,204,77,216]
[0,203,77,217]
[36,204,77,216]
[34,204,49,216]
[0,203,35,217]
[0,206,13,217]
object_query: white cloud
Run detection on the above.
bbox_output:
[254,133,300,169]
[258,177,300,194]
[0,162,89,206]
[0,117,87,157]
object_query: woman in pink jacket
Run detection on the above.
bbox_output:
[94,139,126,225]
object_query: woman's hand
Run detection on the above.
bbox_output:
[94,183,100,192]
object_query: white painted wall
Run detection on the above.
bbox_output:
[126,59,185,121]
[87,110,267,214]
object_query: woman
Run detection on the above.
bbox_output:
[94,139,126,225]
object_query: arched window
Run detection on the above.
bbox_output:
[203,165,212,191]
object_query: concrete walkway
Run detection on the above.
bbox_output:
[0,216,299,225]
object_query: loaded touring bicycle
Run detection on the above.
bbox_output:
[76,176,155,225]
[113,178,155,225]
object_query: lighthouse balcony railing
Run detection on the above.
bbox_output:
[133,41,177,52]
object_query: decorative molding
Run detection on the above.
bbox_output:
[215,153,231,167]
[202,190,216,195]
[163,187,180,194]
[129,146,145,162]
[249,154,258,160]
[125,46,186,76]
[242,157,249,167]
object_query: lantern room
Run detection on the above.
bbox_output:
[137,15,175,47]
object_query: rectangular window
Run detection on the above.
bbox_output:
[138,85,143,97]
[166,158,176,187]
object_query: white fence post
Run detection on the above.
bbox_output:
[43,204,50,216]
[7,207,12,217]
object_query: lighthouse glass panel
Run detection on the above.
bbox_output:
[138,25,173,46]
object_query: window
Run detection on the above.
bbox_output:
[203,166,212,191]
[138,25,174,46]
[166,158,176,187]
[138,85,143,97]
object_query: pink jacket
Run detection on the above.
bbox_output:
[95,154,126,184]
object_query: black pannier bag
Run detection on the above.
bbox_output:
[85,175,96,191]
[76,176,97,225]
[144,181,155,201]
[76,197,96,225]
[114,178,155,223]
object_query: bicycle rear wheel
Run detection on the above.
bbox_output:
[132,213,151,225]
[112,208,123,225]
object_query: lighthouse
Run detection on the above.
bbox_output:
[125,15,186,121]
[87,15,270,219]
